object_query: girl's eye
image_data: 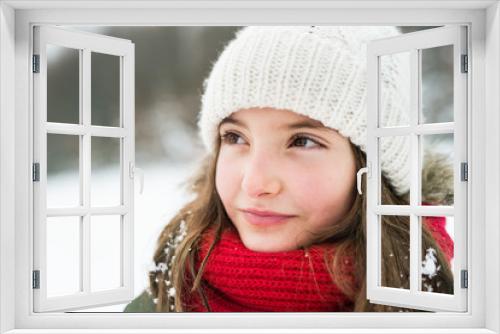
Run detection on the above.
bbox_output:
[220,131,324,149]
[290,135,323,149]
[221,131,245,145]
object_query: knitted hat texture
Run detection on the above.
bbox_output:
[197,25,410,195]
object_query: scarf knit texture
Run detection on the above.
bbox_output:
[182,216,454,312]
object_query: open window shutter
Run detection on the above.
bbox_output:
[366,25,467,312]
[33,26,135,312]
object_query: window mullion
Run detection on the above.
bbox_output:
[409,48,420,294]
[82,48,91,294]
[374,205,454,216]
[47,206,128,217]
[374,122,454,137]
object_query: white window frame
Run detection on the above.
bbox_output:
[366,25,468,312]
[32,25,136,312]
[0,1,499,333]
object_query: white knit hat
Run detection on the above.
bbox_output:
[197,26,410,195]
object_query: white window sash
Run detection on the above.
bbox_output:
[366,25,468,312]
[32,26,136,312]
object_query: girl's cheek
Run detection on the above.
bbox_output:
[291,164,348,206]
[215,153,241,200]
[291,172,327,205]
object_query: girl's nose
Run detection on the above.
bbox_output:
[241,150,282,198]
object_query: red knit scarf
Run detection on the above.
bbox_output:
[182,215,454,312]
[183,225,356,312]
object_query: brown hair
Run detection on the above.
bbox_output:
[148,137,454,312]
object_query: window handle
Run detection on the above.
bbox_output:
[356,163,371,195]
[129,162,144,194]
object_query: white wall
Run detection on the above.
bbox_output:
[0,2,16,333]
[485,2,500,333]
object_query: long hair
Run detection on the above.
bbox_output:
[148,137,454,312]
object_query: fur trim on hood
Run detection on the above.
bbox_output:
[421,151,454,205]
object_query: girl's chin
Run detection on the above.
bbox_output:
[239,231,299,253]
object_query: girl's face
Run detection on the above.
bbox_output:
[215,107,356,252]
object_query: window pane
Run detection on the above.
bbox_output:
[379,51,410,127]
[421,216,454,295]
[47,216,81,297]
[380,215,410,290]
[47,134,80,208]
[90,215,122,292]
[91,52,120,127]
[421,133,454,205]
[420,45,454,124]
[379,136,410,204]
[47,44,80,124]
[91,137,121,207]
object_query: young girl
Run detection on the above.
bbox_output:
[124,26,454,312]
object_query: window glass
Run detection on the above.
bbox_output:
[47,44,80,124]
[47,134,80,208]
[421,133,454,206]
[380,215,410,290]
[91,52,121,127]
[90,215,122,292]
[379,51,410,127]
[47,216,81,297]
[379,136,411,204]
[421,216,454,295]
[91,137,121,207]
[420,45,454,124]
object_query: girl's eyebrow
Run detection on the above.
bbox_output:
[220,116,328,131]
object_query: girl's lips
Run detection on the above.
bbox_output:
[241,210,294,226]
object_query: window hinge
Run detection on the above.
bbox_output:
[32,270,40,289]
[461,162,468,181]
[32,54,40,73]
[461,269,468,289]
[461,54,468,73]
[32,163,40,182]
